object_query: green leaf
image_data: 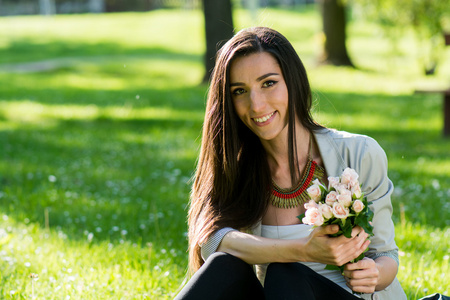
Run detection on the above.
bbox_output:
[341,219,353,238]
[325,264,343,272]
[297,213,305,223]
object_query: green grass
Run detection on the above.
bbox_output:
[0,6,449,299]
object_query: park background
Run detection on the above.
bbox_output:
[0,0,449,299]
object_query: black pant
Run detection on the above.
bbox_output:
[175,252,361,300]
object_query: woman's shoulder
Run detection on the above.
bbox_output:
[315,128,384,154]
[314,128,388,173]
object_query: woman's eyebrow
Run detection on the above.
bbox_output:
[256,72,279,82]
[230,72,280,87]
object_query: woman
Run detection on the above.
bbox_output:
[176,27,406,299]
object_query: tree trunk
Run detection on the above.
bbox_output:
[39,0,56,15]
[202,0,234,83]
[318,0,353,66]
[88,0,105,13]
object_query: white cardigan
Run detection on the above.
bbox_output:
[200,128,407,300]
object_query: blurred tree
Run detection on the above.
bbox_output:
[317,0,353,66]
[88,0,104,13]
[202,0,234,82]
[39,0,56,15]
[104,0,153,12]
[350,0,450,75]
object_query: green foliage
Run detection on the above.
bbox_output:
[0,7,449,299]
[350,0,450,74]
[354,198,374,237]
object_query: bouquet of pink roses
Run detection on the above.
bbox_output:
[298,167,374,271]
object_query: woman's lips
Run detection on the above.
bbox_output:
[252,111,276,125]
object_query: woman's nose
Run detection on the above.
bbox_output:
[249,90,266,112]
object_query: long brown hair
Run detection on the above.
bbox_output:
[188,27,323,273]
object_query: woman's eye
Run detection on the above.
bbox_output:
[263,80,277,88]
[232,88,245,96]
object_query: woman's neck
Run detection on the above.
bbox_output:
[262,122,311,188]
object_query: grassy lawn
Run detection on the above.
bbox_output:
[0,6,449,299]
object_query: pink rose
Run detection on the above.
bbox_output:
[319,203,333,219]
[327,176,340,190]
[304,199,319,210]
[334,183,348,194]
[352,200,365,213]
[332,202,350,219]
[325,191,338,206]
[312,179,326,189]
[337,189,352,207]
[341,168,359,188]
[302,207,324,226]
[351,184,362,199]
[307,184,322,202]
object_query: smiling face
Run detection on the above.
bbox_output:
[230,52,290,142]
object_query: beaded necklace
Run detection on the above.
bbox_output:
[270,136,325,209]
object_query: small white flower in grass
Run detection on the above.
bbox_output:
[431,179,440,190]
[121,230,128,236]
[112,226,119,232]
[136,95,140,100]
[9,290,16,296]
[25,262,31,267]
[139,224,146,230]
[29,273,39,281]
[87,233,94,242]
[95,227,102,233]
[48,175,57,182]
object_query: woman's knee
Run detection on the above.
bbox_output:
[204,252,254,277]
[265,262,313,287]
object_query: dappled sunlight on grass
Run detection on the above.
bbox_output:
[0,215,185,299]
[0,101,204,124]
[395,223,449,297]
[0,7,449,299]
[0,10,205,64]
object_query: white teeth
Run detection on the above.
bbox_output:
[254,112,275,123]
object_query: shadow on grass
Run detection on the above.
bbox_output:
[0,38,202,65]
[0,54,449,259]
[0,116,203,253]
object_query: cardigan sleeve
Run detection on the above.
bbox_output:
[200,227,237,261]
[356,137,399,263]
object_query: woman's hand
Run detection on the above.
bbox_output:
[302,225,370,266]
[343,257,379,294]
